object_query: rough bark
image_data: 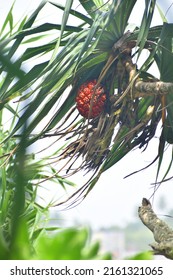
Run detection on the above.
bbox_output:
[134,81,173,97]
[138,198,173,259]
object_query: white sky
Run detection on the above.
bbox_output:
[1,0,173,229]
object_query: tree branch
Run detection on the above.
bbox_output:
[120,53,173,98]
[138,198,173,259]
[134,80,173,97]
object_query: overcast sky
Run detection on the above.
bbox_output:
[1,0,173,229]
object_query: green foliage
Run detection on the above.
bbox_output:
[35,228,111,260]
[0,99,110,260]
[153,23,173,184]
[126,251,153,260]
[0,220,111,260]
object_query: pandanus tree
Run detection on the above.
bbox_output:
[1,0,173,259]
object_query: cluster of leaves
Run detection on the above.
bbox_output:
[0,218,112,260]
[0,99,110,260]
[1,0,173,200]
[0,0,112,260]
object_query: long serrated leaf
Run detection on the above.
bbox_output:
[9,54,78,139]
[101,126,131,172]
[75,13,102,68]
[39,29,88,78]
[93,0,104,8]
[81,52,107,69]
[4,29,87,106]
[26,71,76,136]
[160,23,173,82]
[0,52,25,79]
[7,0,48,59]
[5,61,48,99]
[50,1,93,25]
[50,0,73,63]
[137,0,156,59]
[156,147,173,187]
[0,1,14,37]
[108,0,137,37]
[79,0,99,19]
[15,23,83,40]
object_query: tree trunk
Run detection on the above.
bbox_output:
[138,198,173,259]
